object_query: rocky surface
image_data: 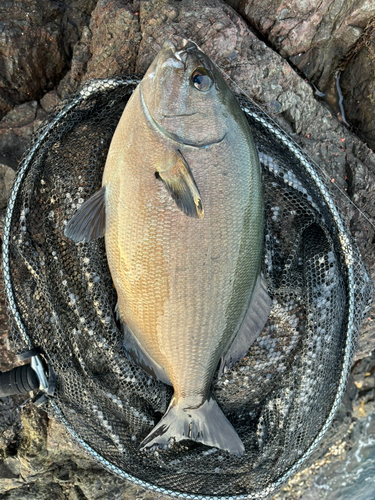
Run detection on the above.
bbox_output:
[0,406,154,499]
[0,101,42,170]
[225,0,374,89]
[0,0,97,120]
[340,21,375,152]
[226,0,375,151]
[0,0,374,498]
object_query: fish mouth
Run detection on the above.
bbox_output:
[174,41,199,63]
[139,88,226,149]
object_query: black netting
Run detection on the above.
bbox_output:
[2,78,373,499]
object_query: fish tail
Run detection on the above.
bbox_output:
[139,393,244,456]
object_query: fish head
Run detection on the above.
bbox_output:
[140,40,237,148]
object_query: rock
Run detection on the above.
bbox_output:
[58,0,142,97]
[340,28,375,151]
[58,0,142,98]
[57,26,93,98]
[0,163,15,209]
[85,0,141,80]
[0,0,66,119]
[225,0,375,90]
[0,102,37,129]
[3,409,160,498]
[0,103,38,167]
[352,351,375,381]
[0,0,97,119]
[225,1,375,160]
[355,375,375,392]
[47,418,94,469]
[0,397,22,454]
[40,91,60,114]
[33,108,48,134]
[70,26,93,83]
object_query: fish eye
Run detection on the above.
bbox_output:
[191,68,213,92]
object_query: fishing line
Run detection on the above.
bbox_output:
[186,37,375,231]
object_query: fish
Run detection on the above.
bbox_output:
[64,40,271,456]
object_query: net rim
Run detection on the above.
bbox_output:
[1,76,357,499]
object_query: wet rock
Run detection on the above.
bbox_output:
[285,411,375,499]
[0,0,97,120]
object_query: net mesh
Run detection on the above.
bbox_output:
[2,77,373,499]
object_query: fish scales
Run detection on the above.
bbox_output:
[65,40,268,455]
[104,91,260,400]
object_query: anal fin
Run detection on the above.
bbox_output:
[64,186,106,243]
[219,273,271,377]
[122,322,171,386]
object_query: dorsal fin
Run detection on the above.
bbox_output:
[157,150,204,219]
[64,186,106,243]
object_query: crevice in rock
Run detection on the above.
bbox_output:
[5,436,21,457]
[345,157,354,198]
[73,484,88,500]
[337,15,375,72]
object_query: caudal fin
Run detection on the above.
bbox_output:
[139,394,244,456]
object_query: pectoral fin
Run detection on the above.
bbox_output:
[64,186,106,243]
[157,150,204,219]
[218,274,272,377]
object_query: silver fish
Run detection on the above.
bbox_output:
[65,40,271,456]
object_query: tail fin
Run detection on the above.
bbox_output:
[139,394,244,456]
